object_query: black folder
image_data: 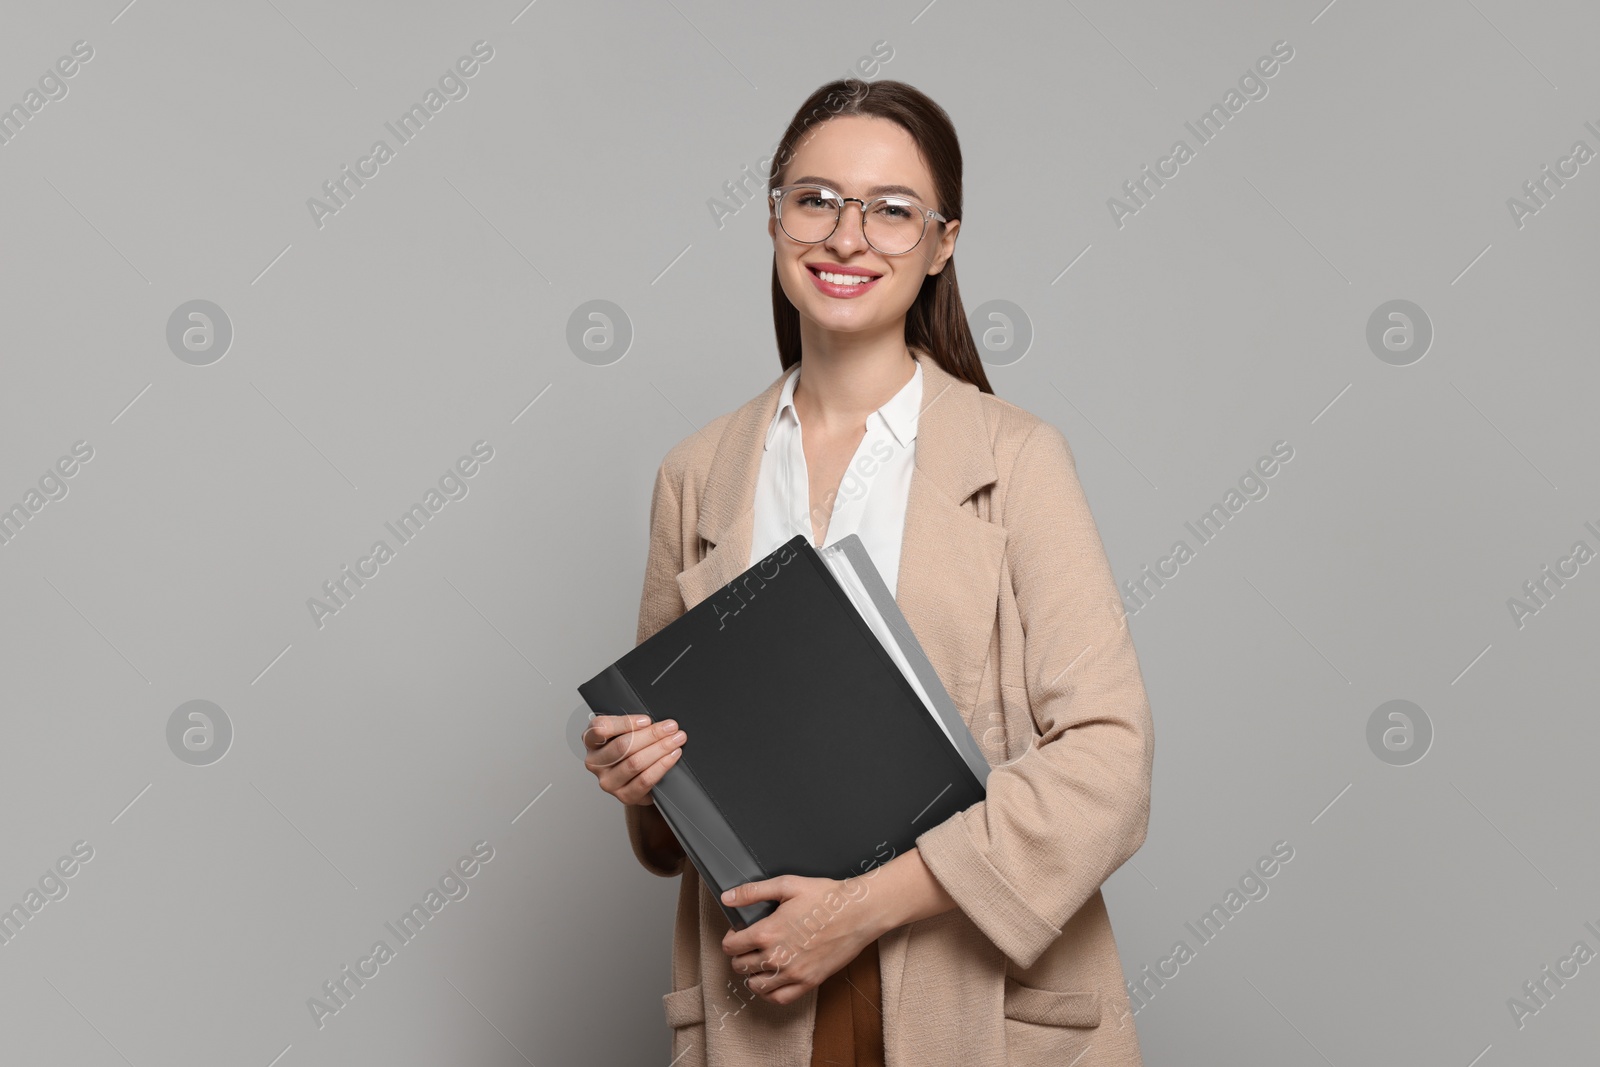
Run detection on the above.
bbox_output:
[580,532,990,930]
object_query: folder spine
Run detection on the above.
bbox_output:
[578,664,776,931]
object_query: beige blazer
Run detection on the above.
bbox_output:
[624,351,1155,1066]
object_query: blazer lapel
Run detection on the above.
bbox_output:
[892,357,1008,723]
[673,367,788,612]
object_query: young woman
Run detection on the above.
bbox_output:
[584,79,1155,1067]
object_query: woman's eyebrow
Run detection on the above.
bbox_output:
[789,175,925,200]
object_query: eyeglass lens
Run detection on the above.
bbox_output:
[778,187,929,255]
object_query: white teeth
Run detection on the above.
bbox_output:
[817,270,875,285]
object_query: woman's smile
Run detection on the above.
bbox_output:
[806,261,884,298]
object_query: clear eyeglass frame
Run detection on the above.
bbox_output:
[769,183,950,256]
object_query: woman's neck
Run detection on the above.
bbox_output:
[792,340,918,437]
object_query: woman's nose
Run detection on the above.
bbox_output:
[826,204,869,252]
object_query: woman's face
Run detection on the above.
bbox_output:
[768,114,959,341]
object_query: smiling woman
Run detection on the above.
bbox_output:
[591,78,1155,1067]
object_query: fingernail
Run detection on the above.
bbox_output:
[721,889,735,903]
[659,720,677,734]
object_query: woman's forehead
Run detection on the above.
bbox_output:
[785,119,933,197]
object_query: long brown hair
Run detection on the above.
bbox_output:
[767,78,994,395]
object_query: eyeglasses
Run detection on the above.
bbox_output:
[769,184,949,256]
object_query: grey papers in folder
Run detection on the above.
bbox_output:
[819,534,991,789]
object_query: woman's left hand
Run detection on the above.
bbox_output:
[719,874,884,1006]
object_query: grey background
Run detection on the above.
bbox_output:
[1,0,1596,1064]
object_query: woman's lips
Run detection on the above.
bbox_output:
[807,265,881,299]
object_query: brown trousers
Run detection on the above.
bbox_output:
[808,939,885,1067]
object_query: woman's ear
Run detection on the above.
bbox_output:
[926,218,960,276]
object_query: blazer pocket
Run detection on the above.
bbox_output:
[662,983,708,1067]
[1003,975,1102,1028]
[663,982,705,1028]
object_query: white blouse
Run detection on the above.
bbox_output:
[747,356,923,598]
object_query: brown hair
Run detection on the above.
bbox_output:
[766,78,994,395]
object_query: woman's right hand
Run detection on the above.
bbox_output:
[584,714,688,806]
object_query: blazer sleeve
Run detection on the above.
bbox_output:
[913,420,1155,970]
[622,455,691,878]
